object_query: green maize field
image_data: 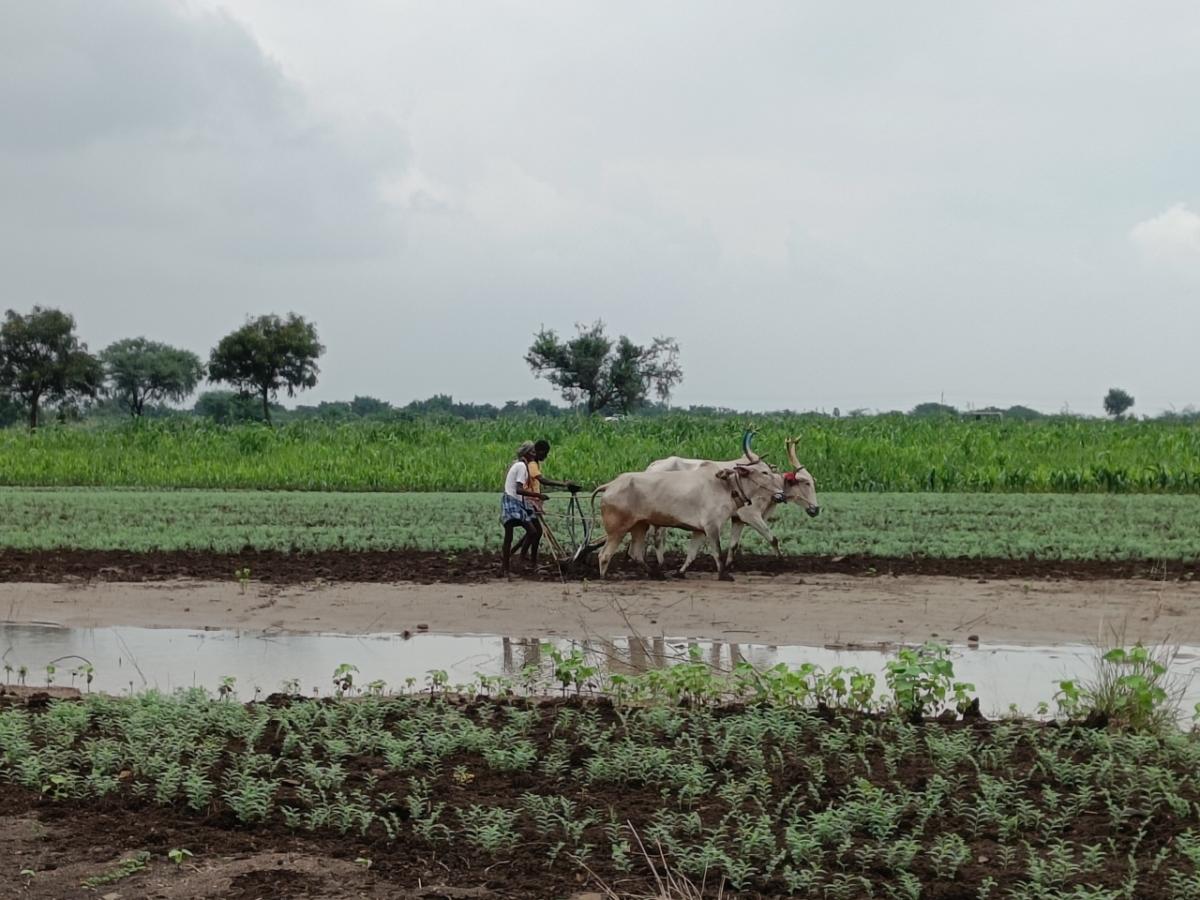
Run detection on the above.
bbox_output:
[1,415,1199,493]
[2,488,1198,559]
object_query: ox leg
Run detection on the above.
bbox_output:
[736,509,781,557]
[597,526,629,578]
[598,535,623,577]
[628,523,652,570]
[676,532,706,576]
[650,526,667,566]
[726,520,745,570]
[704,526,733,581]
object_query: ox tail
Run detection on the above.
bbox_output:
[589,480,620,532]
[589,481,611,519]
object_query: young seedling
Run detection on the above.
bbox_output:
[332,663,359,697]
[81,851,151,889]
[234,566,252,594]
[167,848,193,866]
[74,662,95,693]
[218,675,237,700]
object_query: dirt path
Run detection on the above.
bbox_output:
[4,574,1199,646]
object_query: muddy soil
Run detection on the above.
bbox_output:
[5,571,1200,647]
[1,785,505,900]
[2,548,1197,585]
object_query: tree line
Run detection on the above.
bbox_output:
[0,309,687,428]
[0,307,322,428]
[0,305,1183,428]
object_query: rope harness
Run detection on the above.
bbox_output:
[726,467,787,508]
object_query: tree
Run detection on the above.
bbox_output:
[1004,405,1044,421]
[349,395,393,418]
[207,314,324,423]
[1103,387,1134,419]
[909,402,959,418]
[193,390,281,424]
[0,307,102,429]
[0,393,22,428]
[526,321,682,414]
[101,337,205,418]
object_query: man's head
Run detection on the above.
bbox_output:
[516,441,536,461]
[533,439,551,461]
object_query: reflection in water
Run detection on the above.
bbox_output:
[1,623,1197,716]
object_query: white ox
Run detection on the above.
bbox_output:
[591,446,818,580]
[645,436,820,568]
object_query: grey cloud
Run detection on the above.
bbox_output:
[0,3,289,152]
[3,1,1200,415]
[0,0,406,259]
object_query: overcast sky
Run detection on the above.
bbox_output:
[2,2,1198,415]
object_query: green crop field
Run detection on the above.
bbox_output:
[3,488,1198,560]
[3,645,1199,898]
[2,415,1199,492]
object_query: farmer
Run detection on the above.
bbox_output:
[500,442,546,576]
[515,438,579,564]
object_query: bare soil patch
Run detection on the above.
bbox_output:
[4,571,1200,648]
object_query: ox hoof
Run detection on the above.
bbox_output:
[718,572,735,582]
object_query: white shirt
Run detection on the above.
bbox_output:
[504,461,529,499]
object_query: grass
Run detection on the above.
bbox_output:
[3,415,1200,492]
[2,488,1200,559]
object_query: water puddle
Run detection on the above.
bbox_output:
[2,623,1198,716]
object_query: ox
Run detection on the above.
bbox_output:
[645,434,820,568]
[591,447,817,580]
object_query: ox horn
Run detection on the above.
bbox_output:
[742,429,761,464]
[786,436,801,471]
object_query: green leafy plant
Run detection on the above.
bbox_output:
[885,642,974,719]
[545,645,598,696]
[929,832,971,880]
[332,663,359,697]
[1056,642,1182,731]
